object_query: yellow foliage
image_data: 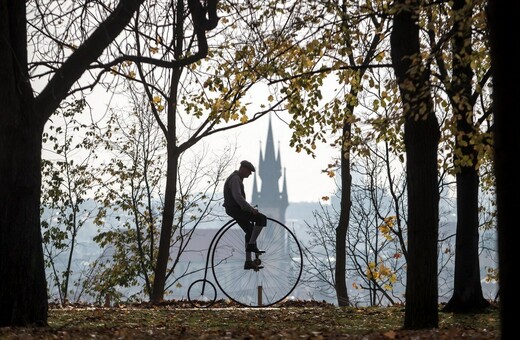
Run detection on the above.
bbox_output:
[485,267,498,283]
[379,224,390,234]
[378,216,396,240]
[375,51,385,62]
[365,261,397,289]
[379,264,391,276]
[383,216,395,226]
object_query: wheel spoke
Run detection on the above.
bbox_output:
[211,218,302,307]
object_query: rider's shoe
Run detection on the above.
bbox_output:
[244,260,263,270]
[246,243,265,254]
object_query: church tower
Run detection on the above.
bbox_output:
[251,117,289,224]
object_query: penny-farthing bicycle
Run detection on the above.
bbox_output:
[187,217,303,307]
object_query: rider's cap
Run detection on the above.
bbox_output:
[240,160,256,172]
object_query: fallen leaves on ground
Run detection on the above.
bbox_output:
[0,300,500,339]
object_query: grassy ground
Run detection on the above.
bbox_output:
[0,300,500,339]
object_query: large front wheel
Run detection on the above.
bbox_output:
[211,218,303,307]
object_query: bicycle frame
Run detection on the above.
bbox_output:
[188,217,302,307]
[197,219,237,297]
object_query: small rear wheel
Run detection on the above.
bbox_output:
[187,279,217,308]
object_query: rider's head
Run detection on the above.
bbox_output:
[239,160,255,178]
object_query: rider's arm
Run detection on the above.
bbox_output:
[229,176,255,213]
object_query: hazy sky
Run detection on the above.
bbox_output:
[217,113,339,203]
[65,84,339,205]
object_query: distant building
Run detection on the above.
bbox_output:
[251,117,289,224]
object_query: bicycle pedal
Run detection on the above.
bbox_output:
[244,260,264,270]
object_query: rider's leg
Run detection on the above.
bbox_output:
[235,221,253,260]
[242,223,257,269]
[246,213,267,252]
[248,224,263,245]
[244,228,252,261]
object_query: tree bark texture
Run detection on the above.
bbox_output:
[0,121,48,326]
[0,0,47,326]
[390,0,440,329]
[150,13,185,301]
[335,120,352,307]
[443,0,489,313]
[150,145,179,302]
[486,0,516,337]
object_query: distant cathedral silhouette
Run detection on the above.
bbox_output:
[251,117,289,225]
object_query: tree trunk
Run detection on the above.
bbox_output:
[443,168,489,312]
[391,0,440,329]
[0,0,47,325]
[0,121,48,326]
[150,60,183,302]
[335,120,352,307]
[150,150,179,302]
[486,0,514,336]
[442,0,489,313]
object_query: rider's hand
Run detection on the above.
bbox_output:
[252,208,259,215]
